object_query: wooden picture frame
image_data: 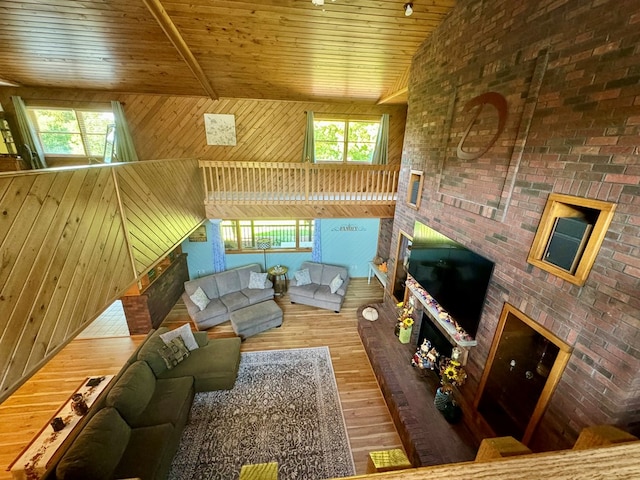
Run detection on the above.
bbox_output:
[188,225,207,242]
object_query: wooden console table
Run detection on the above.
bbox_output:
[8,375,114,480]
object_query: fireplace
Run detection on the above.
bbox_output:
[417,311,453,360]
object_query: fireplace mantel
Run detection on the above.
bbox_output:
[405,275,477,365]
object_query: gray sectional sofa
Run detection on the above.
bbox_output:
[182,263,274,330]
[47,327,241,480]
[289,261,350,312]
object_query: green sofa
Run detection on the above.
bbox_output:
[47,327,241,480]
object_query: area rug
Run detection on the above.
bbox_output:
[168,346,356,480]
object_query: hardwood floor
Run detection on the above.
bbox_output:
[0,278,402,478]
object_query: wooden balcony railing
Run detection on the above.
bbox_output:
[199,161,400,205]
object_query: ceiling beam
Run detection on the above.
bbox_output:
[377,87,408,105]
[142,0,218,99]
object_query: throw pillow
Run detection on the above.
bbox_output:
[330,274,344,294]
[137,328,170,376]
[189,286,210,311]
[294,268,311,286]
[248,271,268,289]
[160,323,199,351]
[157,337,190,370]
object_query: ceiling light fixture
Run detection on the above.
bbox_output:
[312,0,324,5]
[404,2,413,16]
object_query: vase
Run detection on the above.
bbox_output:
[434,387,451,411]
[398,325,412,344]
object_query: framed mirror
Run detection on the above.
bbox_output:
[473,303,572,444]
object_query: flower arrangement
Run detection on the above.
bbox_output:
[396,301,414,329]
[438,356,467,393]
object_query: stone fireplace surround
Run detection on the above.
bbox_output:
[357,301,478,467]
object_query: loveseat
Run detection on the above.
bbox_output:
[182,263,275,330]
[289,261,350,313]
[47,325,241,480]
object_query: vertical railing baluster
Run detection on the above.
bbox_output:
[200,161,399,209]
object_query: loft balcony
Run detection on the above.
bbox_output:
[199,161,400,219]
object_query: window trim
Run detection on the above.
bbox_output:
[313,115,380,164]
[222,219,314,254]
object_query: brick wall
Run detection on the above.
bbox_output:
[393,0,640,450]
[377,218,394,261]
[122,254,190,334]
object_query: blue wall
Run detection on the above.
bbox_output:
[181,218,380,280]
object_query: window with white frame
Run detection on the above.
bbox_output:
[314,117,380,163]
[27,107,115,159]
[221,220,314,252]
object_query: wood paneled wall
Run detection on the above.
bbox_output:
[125,96,407,164]
[0,87,406,169]
[0,159,205,402]
[115,159,204,274]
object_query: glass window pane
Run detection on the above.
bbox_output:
[314,121,345,141]
[254,220,296,248]
[299,220,314,248]
[315,142,343,162]
[347,142,376,162]
[348,121,379,142]
[80,111,115,133]
[314,120,345,162]
[33,109,80,133]
[221,221,239,249]
[86,134,108,156]
[40,133,85,155]
[238,221,253,249]
[80,111,115,157]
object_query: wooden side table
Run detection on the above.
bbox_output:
[267,265,288,296]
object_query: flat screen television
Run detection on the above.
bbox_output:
[408,221,494,338]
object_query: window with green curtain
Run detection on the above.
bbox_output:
[313,118,380,163]
[27,107,114,158]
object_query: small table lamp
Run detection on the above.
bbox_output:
[256,238,272,271]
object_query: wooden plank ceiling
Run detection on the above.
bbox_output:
[0,0,455,103]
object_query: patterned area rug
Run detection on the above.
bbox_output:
[168,347,355,480]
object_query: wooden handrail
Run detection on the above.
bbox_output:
[198,161,400,205]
